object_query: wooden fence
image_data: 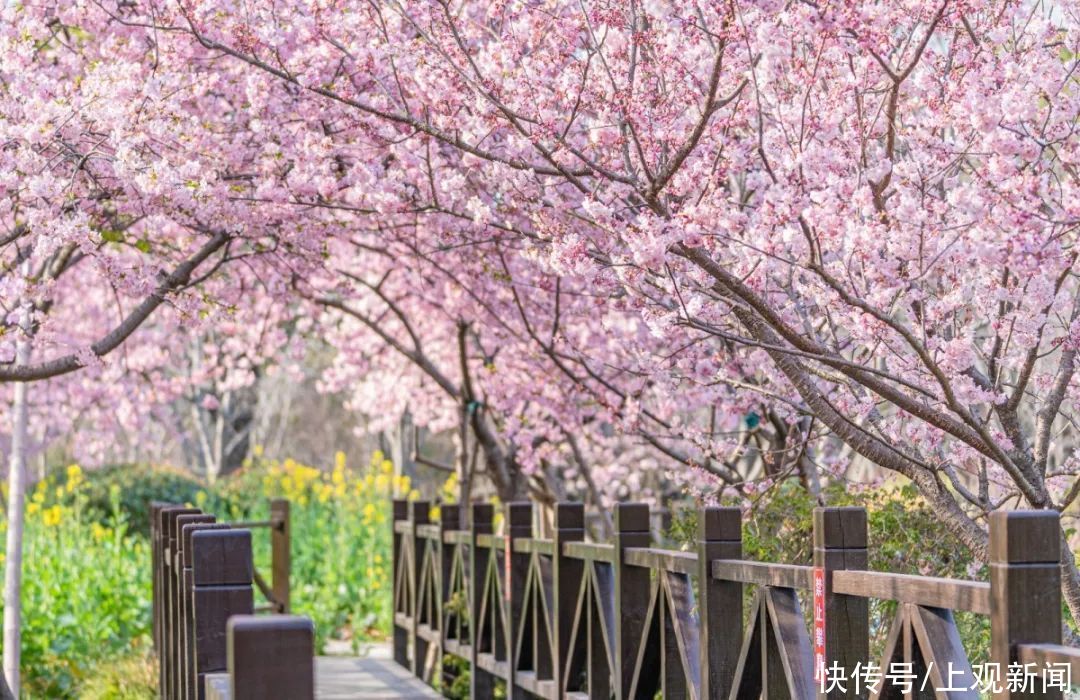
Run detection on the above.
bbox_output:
[150,500,313,700]
[392,499,1080,699]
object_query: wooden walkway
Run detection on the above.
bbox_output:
[316,645,440,699]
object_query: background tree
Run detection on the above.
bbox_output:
[147,0,1080,625]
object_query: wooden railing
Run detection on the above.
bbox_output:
[150,500,313,700]
[392,499,1080,699]
[229,498,291,614]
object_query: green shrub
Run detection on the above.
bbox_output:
[11,471,152,698]
[47,463,230,538]
[669,480,988,661]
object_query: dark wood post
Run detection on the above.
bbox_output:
[392,499,409,668]
[697,506,742,699]
[553,503,584,699]
[176,514,218,700]
[150,501,169,656]
[226,615,315,700]
[411,500,432,678]
[471,503,497,698]
[270,499,291,614]
[191,529,255,699]
[506,502,533,699]
[181,520,231,700]
[439,504,462,690]
[813,507,868,699]
[161,506,200,700]
[614,503,651,700]
[990,510,1062,700]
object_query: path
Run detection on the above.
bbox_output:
[316,643,441,699]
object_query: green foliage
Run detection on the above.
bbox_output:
[669,480,989,662]
[7,451,402,697]
[8,472,152,698]
[46,463,229,538]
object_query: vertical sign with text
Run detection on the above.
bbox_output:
[813,566,826,685]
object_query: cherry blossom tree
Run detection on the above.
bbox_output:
[135,0,1080,625]
[0,4,326,693]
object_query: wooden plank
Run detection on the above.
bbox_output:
[415,524,441,540]
[443,530,471,545]
[831,570,990,614]
[623,547,698,575]
[476,533,507,550]
[908,606,976,699]
[315,655,442,698]
[764,587,815,700]
[564,541,615,563]
[514,537,555,555]
[1017,643,1080,678]
[727,590,764,699]
[663,571,700,699]
[711,560,814,589]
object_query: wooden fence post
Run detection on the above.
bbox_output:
[813,507,868,699]
[471,503,497,698]
[506,501,533,699]
[990,510,1062,700]
[411,500,432,678]
[553,503,584,699]
[161,506,200,700]
[614,503,651,700]
[270,499,291,614]
[439,504,462,690]
[225,615,315,700]
[697,506,742,700]
[191,529,255,699]
[175,514,219,700]
[150,501,168,656]
[392,499,409,669]
[181,520,231,700]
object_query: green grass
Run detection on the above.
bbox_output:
[1,451,403,698]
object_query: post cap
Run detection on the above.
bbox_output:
[555,503,585,530]
[813,507,867,549]
[989,510,1060,564]
[699,507,741,541]
[615,503,650,533]
[410,500,431,524]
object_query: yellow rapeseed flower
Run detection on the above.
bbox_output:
[65,464,83,492]
[42,505,63,527]
[92,523,110,541]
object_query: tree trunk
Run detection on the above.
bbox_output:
[3,310,31,699]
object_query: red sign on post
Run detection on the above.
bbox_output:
[813,566,826,684]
